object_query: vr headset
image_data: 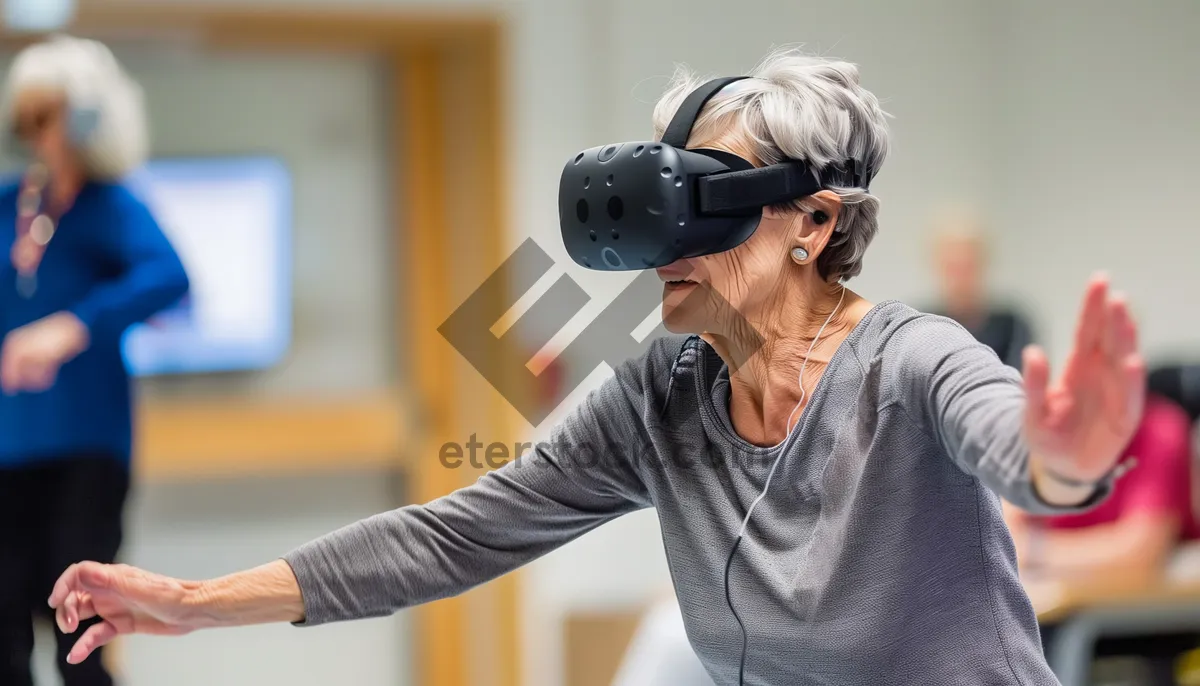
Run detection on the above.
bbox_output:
[559,76,873,271]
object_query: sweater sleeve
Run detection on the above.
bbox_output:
[282,347,666,626]
[896,314,1110,515]
[67,189,190,341]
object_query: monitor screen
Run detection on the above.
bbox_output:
[121,156,292,376]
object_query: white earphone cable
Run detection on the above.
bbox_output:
[736,284,846,538]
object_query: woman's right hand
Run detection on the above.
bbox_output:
[49,559,305,665]
[49,562,206,664]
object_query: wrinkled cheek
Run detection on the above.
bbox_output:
[711,271,763,322]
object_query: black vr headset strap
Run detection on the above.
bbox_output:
[699,157,874,215]
[698,162,823,215]
[661,76,750,148]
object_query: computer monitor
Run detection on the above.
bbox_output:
[121,156,292,376]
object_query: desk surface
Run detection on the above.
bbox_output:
[1029,576,1200,624]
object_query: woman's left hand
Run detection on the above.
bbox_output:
[1020,275,1145,499]
[0,312,90,394]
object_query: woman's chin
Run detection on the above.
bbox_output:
[660,303,704,334]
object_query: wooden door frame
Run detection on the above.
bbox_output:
[2,5,520,686]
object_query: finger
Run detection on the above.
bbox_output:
[77,562,118,594]
[1108,296,1138,358]
[55,592,93,634]
[57,590,82,634]
[26,361,57,392]
[76,592,97,623]
[1102,293,1133,359]
[10,356,37,394]
[49,563,80,609]
[1073,274,1110,354]
[1022,345,1051,425]
[1101,301,1118,358]
[66,620,119,665]
[14,361,35,393]
[1122,354,1147,420]
[78,562,150,603]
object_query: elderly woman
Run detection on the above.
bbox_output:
[50,50,1141,685]
[0,36,188,685]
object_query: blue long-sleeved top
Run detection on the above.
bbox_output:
[0,180,189,468]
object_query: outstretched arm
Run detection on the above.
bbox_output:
[282,408,649,626]
[49,560,304,664]
[916,275,1145,511]
[50,352,660,662]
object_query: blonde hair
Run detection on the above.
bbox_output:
[1,34,148,180]
[930,204,989,257]
[651,48,891,281]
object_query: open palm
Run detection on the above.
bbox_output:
[1021,275,1145,483]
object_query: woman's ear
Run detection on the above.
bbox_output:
[791,190,843,258]
[806,190,843,231]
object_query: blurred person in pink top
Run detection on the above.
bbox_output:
[1007,393,1195,581]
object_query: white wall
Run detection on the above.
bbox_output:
[986,0,1200,365]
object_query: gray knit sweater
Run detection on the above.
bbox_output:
[286,302,1097,685]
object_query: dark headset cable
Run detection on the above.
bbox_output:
[724,535,749,686]
[721,284,843,685]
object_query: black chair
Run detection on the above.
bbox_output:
[1148,364,1200,423]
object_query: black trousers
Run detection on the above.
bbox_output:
[0,456,130,686]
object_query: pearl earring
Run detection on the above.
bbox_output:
[791,247,809,263]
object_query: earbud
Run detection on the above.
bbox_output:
[812,210,829,225]
[790,247,809,263]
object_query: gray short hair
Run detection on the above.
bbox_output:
[1,35,148,180]
[652,48,890,281]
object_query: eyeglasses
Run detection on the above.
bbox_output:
[13,107,61,141]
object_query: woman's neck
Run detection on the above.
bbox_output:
[704,278,871,447]
[46,162,86,212]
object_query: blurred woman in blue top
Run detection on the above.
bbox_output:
[0,36,187,686]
